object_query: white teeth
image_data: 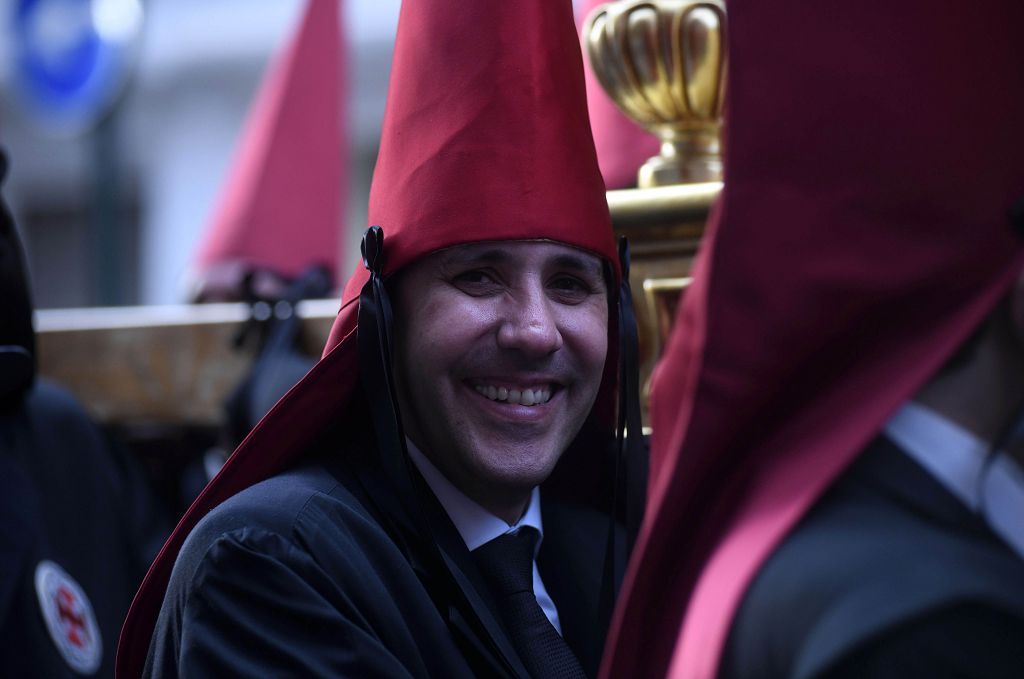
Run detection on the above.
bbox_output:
[474,384,553,406]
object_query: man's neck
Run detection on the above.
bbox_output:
[439,467,530,526]
[404,440,531,525]
[484,497,530,526]
[406,442,545,555]
[915,311,1024,464]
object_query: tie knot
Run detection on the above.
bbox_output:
[473,527,539,595]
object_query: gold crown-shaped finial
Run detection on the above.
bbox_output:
[584,0,728,187]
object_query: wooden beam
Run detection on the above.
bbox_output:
[36,300,338,426]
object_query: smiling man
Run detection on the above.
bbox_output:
[117,2,644,678]
[394,242,609,525]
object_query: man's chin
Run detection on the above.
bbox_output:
[468,447,563,491]
[422,427,572,505]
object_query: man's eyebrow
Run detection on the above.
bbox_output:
[551,253,604,278]
[440,246,604,277]
[444,248,511,265]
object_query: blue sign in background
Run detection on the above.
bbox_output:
[13,0,141,133]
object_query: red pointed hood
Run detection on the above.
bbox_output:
[118,2,616,676]
[327,0,618,349]
[603,1,1024,677]
[191,0,345,297]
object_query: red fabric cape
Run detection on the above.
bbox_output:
[602,1,1024,677]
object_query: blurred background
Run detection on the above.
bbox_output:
[0,0,644,311]
[0,0,403,308]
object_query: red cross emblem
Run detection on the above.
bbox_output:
[34,560,102,675]
[56,585,90,648]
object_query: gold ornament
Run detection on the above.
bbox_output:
[584,0,728,187]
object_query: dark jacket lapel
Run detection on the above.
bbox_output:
[860,436,998,539]
[340,433,529,679]
[421,484,533,679]
[334,422,615,678]
[539,500,620,677]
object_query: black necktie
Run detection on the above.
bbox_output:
[472,527,587,679]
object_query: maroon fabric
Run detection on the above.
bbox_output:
[602,1,1024,678]
[191,0,346,295]
[117,2,616,677]
[576,0,660,189]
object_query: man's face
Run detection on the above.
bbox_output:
[393,241,609,518]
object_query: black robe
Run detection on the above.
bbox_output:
[1,381,161,678]
[145,428,615,678]
[722,436,1024,679]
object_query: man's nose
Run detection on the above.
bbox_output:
[496,285,564,357]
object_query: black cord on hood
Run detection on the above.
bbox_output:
[358,226,432,561]
[357,227,524,679]
[598,236,649,641]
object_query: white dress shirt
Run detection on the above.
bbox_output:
[884,400,1024,560]
[406,441,563,633]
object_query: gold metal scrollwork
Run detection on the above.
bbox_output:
[638,276,692,406]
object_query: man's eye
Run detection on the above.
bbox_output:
[551,276,584,290]
[453,270,494,285]
[451,270,502,295]
[549,276,595,301]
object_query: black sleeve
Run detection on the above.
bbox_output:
[164,529,416,679]
[822,603,1024,679]
[0,458,34,623]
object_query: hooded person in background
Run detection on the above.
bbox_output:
[118,1,645,678]
[602,1,1024,678]
[0,147,166,678]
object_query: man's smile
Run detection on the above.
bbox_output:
[392,241,609,518]
[470,380,557,406]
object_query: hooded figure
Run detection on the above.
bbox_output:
[0,149,165,678]
[189,0,345,301]
[118,2,644,678]
[602,1,1024,678]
